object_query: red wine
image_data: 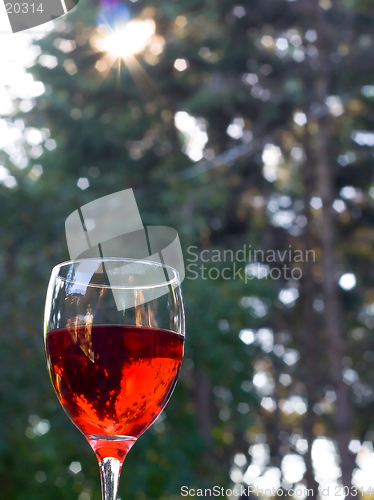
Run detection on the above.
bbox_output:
[46,325,184,460]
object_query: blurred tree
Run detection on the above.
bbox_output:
[2,0,374,499]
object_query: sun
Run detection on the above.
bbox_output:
[90,18,162,96]
[102,20,155,60]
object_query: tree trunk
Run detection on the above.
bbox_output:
[193,368,214,444]
[314,101,354,493]
[313,11,355,489]
[300,134,320,498]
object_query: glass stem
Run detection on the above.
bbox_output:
[99,457,122,500]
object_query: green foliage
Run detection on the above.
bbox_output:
[2,0,374,498]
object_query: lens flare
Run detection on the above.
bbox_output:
[102,20,155,60]
[90,16,159,98]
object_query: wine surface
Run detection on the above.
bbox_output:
[46,325,184,442]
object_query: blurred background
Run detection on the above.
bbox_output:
[1,0,374,498]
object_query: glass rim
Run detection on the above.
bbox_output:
[52,257,181,290]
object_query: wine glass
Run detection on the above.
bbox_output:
[44,258,185,500]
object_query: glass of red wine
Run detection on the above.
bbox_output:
[44,258,185,500]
